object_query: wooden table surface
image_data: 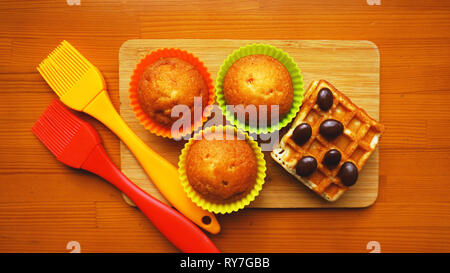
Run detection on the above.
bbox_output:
[1,0,450,253]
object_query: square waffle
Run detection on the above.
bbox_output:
[271,80,385,201]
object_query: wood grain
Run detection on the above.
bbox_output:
[1,0,450,253]
[118,39,380,208]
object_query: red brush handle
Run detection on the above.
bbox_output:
[80,145,219,253]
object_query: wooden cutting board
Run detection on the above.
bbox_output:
[118,39,380,208]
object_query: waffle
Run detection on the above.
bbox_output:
[271,80,384,201]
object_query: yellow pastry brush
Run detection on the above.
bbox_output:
[37,41,220,234]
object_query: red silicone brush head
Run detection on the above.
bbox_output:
[32,99,102,169]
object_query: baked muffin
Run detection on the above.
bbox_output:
[137,57,208,126]
[223,54,293,123]
[185,130,258,203]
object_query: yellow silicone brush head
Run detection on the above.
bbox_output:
[37,40,107,111]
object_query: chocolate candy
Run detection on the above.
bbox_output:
[338,162,358,186]
[317,88,333,111]
[322,149,341,168]
[292,123,312,146]
[319,119,343,139]
[295,156,317,177]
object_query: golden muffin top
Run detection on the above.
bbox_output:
[223,54,293,123]
[137,57,208,126]
[186,131,257,203]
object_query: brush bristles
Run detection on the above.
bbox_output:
[37,41,92,97]
[32,100,82,158]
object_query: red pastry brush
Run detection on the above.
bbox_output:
[32,99,219,253]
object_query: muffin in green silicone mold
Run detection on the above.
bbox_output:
[215,43,305,134]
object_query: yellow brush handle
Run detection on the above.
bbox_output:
[83,91,220,234]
